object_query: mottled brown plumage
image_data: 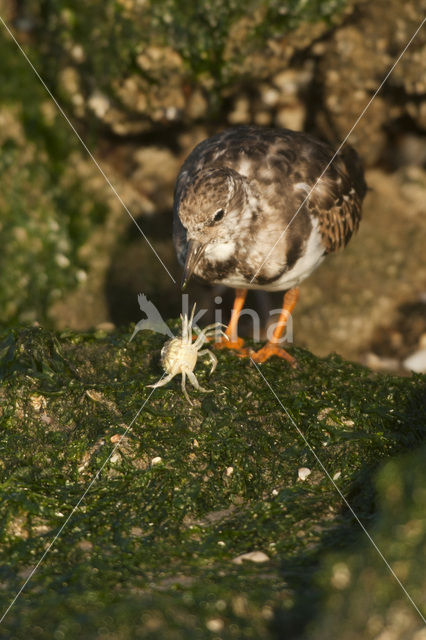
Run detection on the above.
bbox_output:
[174,126,366,292]
[173,125,366,362]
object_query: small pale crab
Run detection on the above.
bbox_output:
[148,304,227,404]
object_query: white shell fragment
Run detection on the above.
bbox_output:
[151,456,162,466]
[206,619,224,632]
[403,348,426,373]
[330,562,351,589]
[233,551,270,564]
[298,467,311,481]
[147,304,227,404]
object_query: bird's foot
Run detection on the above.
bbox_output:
[213,336,250,357]
[251,342,296,366]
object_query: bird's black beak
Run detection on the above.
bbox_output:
[181,239,206,291]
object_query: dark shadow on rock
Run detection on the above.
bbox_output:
[368,298,426,361]
[269,379,426,639]
[105,210,215,327]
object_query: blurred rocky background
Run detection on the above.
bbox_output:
[0,0,425,373]
[1,3,426,639]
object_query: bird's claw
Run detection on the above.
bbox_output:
[250,343,297,366]
[213,336,250,357]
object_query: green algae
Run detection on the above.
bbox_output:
[0,325,425,638]
[305,441,426,639]
[0,31,108,327]
[20,0,347,108]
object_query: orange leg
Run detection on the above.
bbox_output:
[214,288,249,355]
[251,287,299,365]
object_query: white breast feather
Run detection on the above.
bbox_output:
[238,159,252,177]
[212,217,325,291]
[261,217,325,291]
[205,241,236,262]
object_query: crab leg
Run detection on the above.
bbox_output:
[147,372,175,389]
[181,371,192,404]
[187,370,212,394]
[198,349,218,374]
[193,325,227,349]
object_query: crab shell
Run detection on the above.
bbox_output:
[161,338,198,374]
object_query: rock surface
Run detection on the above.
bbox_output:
[0,325,425,638]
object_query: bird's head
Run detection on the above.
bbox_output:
[177,168,248,289]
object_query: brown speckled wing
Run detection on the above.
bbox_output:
[304,145,367,253]
[173,126,367,266]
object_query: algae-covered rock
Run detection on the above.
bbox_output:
[0,325,425,638]
[1,0,425,366]
[16,0,347,132]
[10,0,425,152]
[0,30,109,326]
[305,444,426,639]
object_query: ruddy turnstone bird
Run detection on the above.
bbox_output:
[173,125,366,363]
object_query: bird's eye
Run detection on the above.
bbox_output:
[213,208,225,222]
